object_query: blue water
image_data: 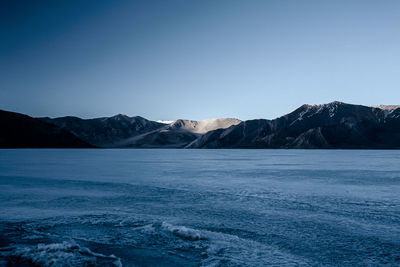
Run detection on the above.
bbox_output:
[0,149,400,266]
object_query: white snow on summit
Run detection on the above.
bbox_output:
[157,120,174,124]
[170,118,242,134]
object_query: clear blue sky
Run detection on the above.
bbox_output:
[1,0,400,121]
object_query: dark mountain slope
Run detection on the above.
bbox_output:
[41,116,240,148]
[120,127,199,148]
[187,102,400,149]
[41,115,166,147]
[115,118,241,148]
[2,102,400,149]
[0,110,93,148]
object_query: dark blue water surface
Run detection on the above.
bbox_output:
[0,149,400,266]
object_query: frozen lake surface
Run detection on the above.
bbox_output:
[1,149,400,266]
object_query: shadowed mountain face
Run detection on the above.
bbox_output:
[2,102,400,148]
[104,118,241,148]
[0,110,93,148]
[169,118,242,134]
[41,116,241,148]
[41,115,166,147]
[188,102,400,149]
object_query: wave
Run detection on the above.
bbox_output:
[1,216,310,266]
[0,241,122,267]
[159,222,202,241]
[125,221,309,266]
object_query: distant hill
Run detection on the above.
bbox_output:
[2,102,400,148]
[187,102,400,149]
[0,110,93,148]
[41,115,240,148]
[40,114,166,147]
[115,118,241,148]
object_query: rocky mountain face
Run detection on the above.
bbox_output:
[41,116,241,148]
[187,102,400,149]
[41,115,166,147]
[109,118,241,148]
[169,118,242,134]
[0,110,93,148]
[2,102,400,148]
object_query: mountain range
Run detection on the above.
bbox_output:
[1,101,400,149]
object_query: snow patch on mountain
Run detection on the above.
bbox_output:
[157,120,174,124]
[170,118,241,134]
[373,105,400,110]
